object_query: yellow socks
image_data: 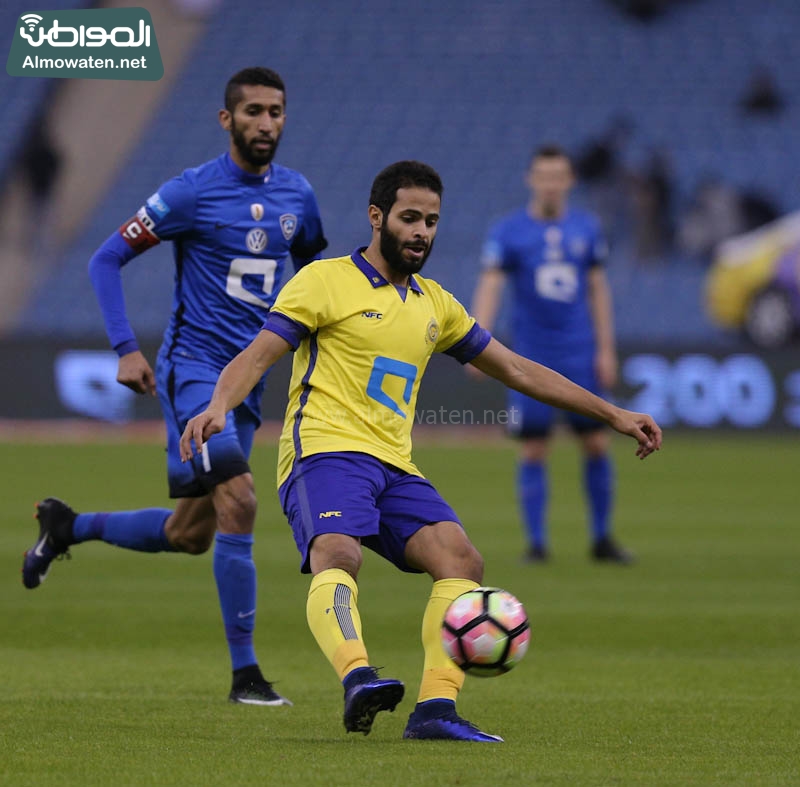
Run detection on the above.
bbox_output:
[308,570,479,700]
[418,578,479,702]
[306,568,369,680]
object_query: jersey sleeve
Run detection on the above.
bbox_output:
[117,173,196,251]
[433,285,492,363]
[479,220,513,271]
[262,263,331,348]
[290,179,328,270]
[88,231,140,355]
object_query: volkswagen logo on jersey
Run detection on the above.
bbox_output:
[246,227,268,253]
[280,213,297,241]
[250,203,264,221]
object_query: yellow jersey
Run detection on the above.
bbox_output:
[263,248,490,486]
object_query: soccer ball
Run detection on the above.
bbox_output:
[441,587,530,677]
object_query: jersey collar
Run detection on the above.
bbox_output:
[351,247,424,294]
[222,152,272,185]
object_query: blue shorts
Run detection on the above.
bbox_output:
[509,351,606,438]
[278,452,461,574]
[156,353,259,498]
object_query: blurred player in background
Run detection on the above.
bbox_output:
[471,144,632,564]
[22,67,328,705]
[179,161,661,740]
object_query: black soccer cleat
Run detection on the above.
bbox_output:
[403,699,503,742]
[22,498,77,589]
[591,536,635,565]
[522,544,550,564]
[229,664,292,706]
[342,667,405,735]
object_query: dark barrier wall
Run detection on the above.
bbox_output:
[1,339,799,431]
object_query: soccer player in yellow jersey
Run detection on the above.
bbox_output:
[180,161,662,742]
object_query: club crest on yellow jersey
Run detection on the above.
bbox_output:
[425,317,440,344]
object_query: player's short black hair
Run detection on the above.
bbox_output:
[530,143,573,168]
[224,67,286,112]
[369,161,443,216]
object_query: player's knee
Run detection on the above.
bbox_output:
[229,488,258,525]
[309,534,363,578]
[460,542,484,583]
[442,538,484,583]
[581,429,609,458]
[165,508,216,554]
[214,484,257,535]
[331,551,362,579]
[173,530,215,555]
[521,437,549,463]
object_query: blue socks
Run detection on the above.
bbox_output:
[518,461,548,550]
[72,512,258,671]
[213,533,258,671]
[519,455,615,548]
[72,509,173,552]
[584,454,614,542]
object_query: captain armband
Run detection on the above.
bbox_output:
[119,206,160,253]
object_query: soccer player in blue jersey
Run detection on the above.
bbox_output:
[22,67,328,705]
[471,144,630,564]
[178,161,661,741]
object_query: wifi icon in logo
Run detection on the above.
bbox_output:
[20,13,43,31]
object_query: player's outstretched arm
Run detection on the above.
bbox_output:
[470,338,662,459]
[179,330,291,461]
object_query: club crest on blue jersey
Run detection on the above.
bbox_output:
[146,192,170,218]
[425,317,440,344]
[545,227,562,245]
[246,227,268,254]
[280,213,297,241]
[570,237,587,257]
[250,203,264,221]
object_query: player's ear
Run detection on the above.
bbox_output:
[218,109,232,132]
[524,164,536,191]
[368,204,383,230]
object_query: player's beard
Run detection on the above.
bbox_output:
[536,193,567,220]
[540,201,562,219]
[231,121,280,168]
[380,223,434,277]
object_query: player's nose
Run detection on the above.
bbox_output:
[257,115,277,134]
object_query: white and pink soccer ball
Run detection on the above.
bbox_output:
[441,587,530,677]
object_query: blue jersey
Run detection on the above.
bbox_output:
[117,152,327,370]
[481,207,607,360]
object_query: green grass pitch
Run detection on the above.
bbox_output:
[1,433,798,785]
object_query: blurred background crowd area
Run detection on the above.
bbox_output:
[1,0,798,352]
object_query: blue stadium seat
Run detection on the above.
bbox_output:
[0,1,90,187]
[12,0,800,346]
